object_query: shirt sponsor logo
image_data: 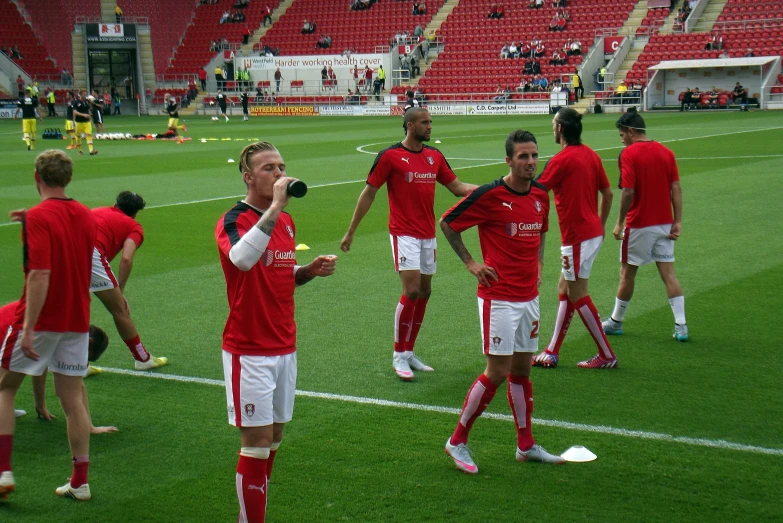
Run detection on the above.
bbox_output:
[505,222,543,237]
[55,361,88,372]
[262,249,297,267]
[404,171,437,183]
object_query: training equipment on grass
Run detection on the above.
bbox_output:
[561,446,597,463]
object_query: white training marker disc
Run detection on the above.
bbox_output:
[201,139,207,143]
[561,446,597,463]
[435,140,442,143]
[227,159,235,163]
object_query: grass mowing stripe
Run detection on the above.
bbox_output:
[98,366,783,457]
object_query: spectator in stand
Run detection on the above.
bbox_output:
[243,25,252,44]
[11,46,23,59]
[691,87,701,109]
[538,75,548,91]
[705,33,723,51]
[557,13,567,31]
[328,66,337,90]
[509,42,519,59]
[523,58,534,74]
[517,42,529,58]
[274,68,283,92]
[420,37,430,64]
[707,86,719,107]
[550,50,564,66]
[629,79,643,99]
[615,82,628,104]
[115,3,123,23]
[563,39,572,55]
[569,39,582,56]
[746,48,755,57]
[732,82,748,105]
[262,5,272,26]
[420,2,427,14]
[680,87,693,111]
[199,68,207,91]
[16,75,25,98]
[493,84,510,103]
[409,54,420,79]
[233,0,249,7]
[414,24,424,38]
[500,44,510,59]
[414,85,427,104]
[532,58,541,74]
[322,66,329,91]
[549,14,559,31]
[534,41,546,58]
[572,70,583,102]
[489,4,505,18]
[220,10,230,24]
[302,20,311,34]
[516,77,530,92]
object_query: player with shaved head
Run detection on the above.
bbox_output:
[341,108,477,381]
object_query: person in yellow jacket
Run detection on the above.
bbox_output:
[572,70,583,102]
[46,89,57,117]
[378,65,386,91]
[215,65,224,90]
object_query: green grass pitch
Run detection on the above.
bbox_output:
[0,111,781,522]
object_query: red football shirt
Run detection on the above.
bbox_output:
[367,143,457,239]
[443,179,550,302]
[14,199,96,333]
[0,302,17,332]
[216,202,297,356]
[92,206,144,261]
[537,144,610,245]
[618,141,680,228]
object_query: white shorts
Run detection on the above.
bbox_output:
[561,236,603,281]
[478,297,540,355]
[621,225,675,266]
[1,328,89,377]
[90,248,118,293]
[390,235,436,274]
[222,351,297,427]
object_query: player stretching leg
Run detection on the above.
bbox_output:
[73,90,98,156]
[602,109,688,341]
[441,130,564,474]
[532,108,616,369]
[162,93,187,136]
[14,86,43,151]
[341,108,476,381]
[0,151,97,501]
[216,142,338,522]
[90,192,168,371]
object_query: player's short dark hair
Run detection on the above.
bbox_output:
[115,191,146,217]
[35,150,73,188]
[615,107,646,133]
[554,107,582,145]
[505,130,538,158]
[405,90,414,98]
[88,325,109,362]
[403,107,428,131]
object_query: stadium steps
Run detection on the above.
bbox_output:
[691,0,730,33]
[72,31,87,90]
[138,31,157,92]
[426,0,462,33]
[242,0,296,55]
[659,1,686,34]
[614,47,644,85]
[99,0,115,22]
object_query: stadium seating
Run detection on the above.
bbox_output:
[117,0,197,77]
[166,0,280,76]
[416,0,637,95]
[259,0,446,56]
[627,1,783,85]
[0,0,63,78]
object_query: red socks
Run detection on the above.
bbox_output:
[574,296,616,359]
[408,297,429,351]
[0,434,12,473]
[237,454,268,523]
[394,295,416,353]
[507,375,535,451]
[546,294,574,356]
[123,334,150,362]
[451,374,498,446]
[71,455,89,488]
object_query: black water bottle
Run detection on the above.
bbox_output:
[287,180,307,198]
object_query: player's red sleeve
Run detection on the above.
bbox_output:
[596,153,611,190]
[536,157,560,190]
[216,212,252,256]
[619,148,636,189]
[442,185,489,233]
[128,223,144,248]
[542,193,551,233]
[668,150,680,183]
[436,153,457,186]
[24,209,52,271]
[366,151,390,188]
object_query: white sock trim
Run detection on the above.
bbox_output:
[612,298,630,322]
[240,447,270,460]
[669,296,686,325]
[270,441,281,451]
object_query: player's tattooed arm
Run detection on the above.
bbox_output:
[295,255,337,286]
[255,213,277,235]
[440,220,498,287]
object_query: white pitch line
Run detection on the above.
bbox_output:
[100,366,783,457]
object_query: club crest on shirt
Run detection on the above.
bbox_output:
[492,336,502,347]
[244,404,255,417]
[535,200,542,213]
[285,225,294,238]
[426,156,434,165]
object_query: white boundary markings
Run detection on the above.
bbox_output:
[101,366,783,457]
